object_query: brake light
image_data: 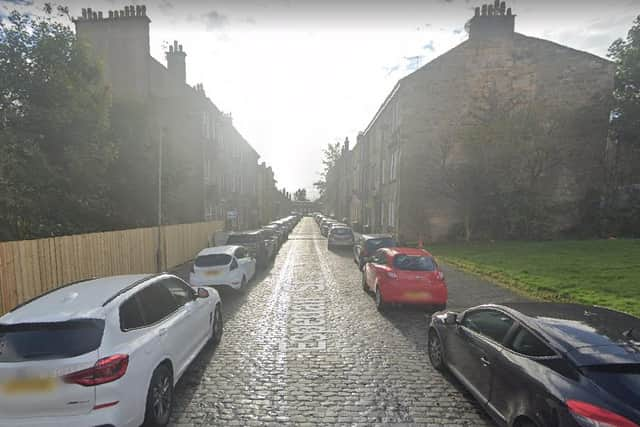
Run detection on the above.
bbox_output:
[386,271,398,279]
[63,354,129,387]
[567,400,639,427]
[436,271,445,281]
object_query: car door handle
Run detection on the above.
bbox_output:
[159,327,168,336]
[480,356,491,367]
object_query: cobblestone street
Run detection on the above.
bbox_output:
[171,218,528,426]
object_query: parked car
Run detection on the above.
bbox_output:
[226,230,269,269]
[265,223,287,245]
[353,234,396,270]
[328,226,354,249]
[428,302,640,427]
[362,247,447,312]
[320,219,337,236]
[260,227,280,255]
[190,245,256,290]
[270,221,290,241]
[0,274,222,427]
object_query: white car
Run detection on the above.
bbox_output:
[189,245,256,290]
[0,274,222,427]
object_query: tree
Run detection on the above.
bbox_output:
[423,85,578,241]
[0,6,116,240]
[313,141,342,196]
[608,14,640,186]
[293,188,307,201]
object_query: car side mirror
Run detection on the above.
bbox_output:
[444,312,458,325]
[197,288,209,298]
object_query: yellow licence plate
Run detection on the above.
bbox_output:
[206,271,221,277]
[2,377,56,394]
[404,291,431,300]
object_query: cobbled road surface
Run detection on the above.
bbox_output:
[171,218,529,426]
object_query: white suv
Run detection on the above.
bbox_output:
[0,274,222,427]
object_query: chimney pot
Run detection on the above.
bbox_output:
[141,5,146,15]
[93,11,98,19]
[507,7,512,16]
[98,11,103,19]
[494,0,500,10]
[500,1,506,15]
[130,5,135,16]
[125,6,130,17]
[87,7,92,18]
[81,8,87,19]
[481,4,487,15]
[136,5,141,16]
[474,7,480,16]
[108,10,113,18]
[174,40,178,51]
[178,44,183,52]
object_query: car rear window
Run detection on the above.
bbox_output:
[584,365,640,410]
[393,255,436,271]
[227,235,257,244]
[195,254,232,267]
[0,319,105,362]
[331,228,352,235]
[365,238,395,252]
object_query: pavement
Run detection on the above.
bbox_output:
[170,218,529,426]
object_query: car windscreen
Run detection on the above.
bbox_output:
[0,319,105,362]
[262,229,275,237]
[365,238,395,252]
[584,365,640,410]
[195,254,232,267]
[227,235,257,244]
[393,255,436,271]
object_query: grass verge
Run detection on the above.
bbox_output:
[428,239,640,317]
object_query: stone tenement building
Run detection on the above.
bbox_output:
[325,1,615,242]
[74,5,282,229]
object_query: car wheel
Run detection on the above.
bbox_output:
[361,272,369,292]
[210,304,223,346]
[375,285,386,312]
[143,364,173,427]
[428,329,446,371]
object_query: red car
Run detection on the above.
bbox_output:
[362,247,447,311]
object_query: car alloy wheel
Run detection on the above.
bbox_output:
[144,365,173,427]
[428,329,445,371]
[211,305,223,345]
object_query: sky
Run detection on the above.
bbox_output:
[2,0,638,199]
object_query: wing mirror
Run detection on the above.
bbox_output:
[444,312,458,325]
[196,288,210,298]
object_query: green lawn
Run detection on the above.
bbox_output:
[429,240,640,317]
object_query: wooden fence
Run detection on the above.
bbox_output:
[0,220,223,315]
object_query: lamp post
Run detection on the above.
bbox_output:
[156,127,167,273]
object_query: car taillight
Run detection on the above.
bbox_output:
[386,271,398,279]
[436,271,445,281]
[567,400,639,427]
[63,354,129,387]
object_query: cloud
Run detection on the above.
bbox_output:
[423,40,435,51]
[383,64,400,76]
[202,10,228,30]
[158,0,173,12]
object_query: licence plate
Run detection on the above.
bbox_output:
[404,291,431,300]
[206,271,221,277]
[2,377,56,394]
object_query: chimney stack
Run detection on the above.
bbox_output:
[166,39,187,85]
[469,1,515,40]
